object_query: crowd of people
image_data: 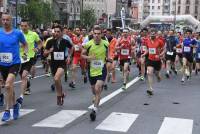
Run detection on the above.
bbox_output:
[0,12,200,122]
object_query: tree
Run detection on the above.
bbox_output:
[80,8,96,29]
[19,0,54,28]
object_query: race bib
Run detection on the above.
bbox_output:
[149,48,156,54]
[53,52,64,60]
[74,45,80,51]
[121,49,129,55]
[176,48,182,53]
[167,51,174,56]
[142,46,147,51]
[91,60,103,68]
[0,53,13,63]
[184,46,191,52]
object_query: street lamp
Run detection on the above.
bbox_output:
[173,0,177,31]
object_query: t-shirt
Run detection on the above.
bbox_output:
[146,38,164,61]
[0,29,26,66]
[20,30,40,58]
[45,38,72,64]
[118,38,132,60]
[84,39,108,77]
[182,37,196,54]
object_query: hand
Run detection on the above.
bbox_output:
[66,57,71,65]
[33,48,39,52]
[88,53,96,61]
[49,48,54,53]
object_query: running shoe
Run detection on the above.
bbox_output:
[90,110,96,121]
[1,110,11,121]
[13,103,20,120]
[122,83,126,90]
[146,89,154,96]
[69,82,75,88]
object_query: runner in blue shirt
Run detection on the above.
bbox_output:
[0,13,27,121]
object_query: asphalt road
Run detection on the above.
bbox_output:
[0,61,200,134]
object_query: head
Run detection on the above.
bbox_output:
[54,25,63,39]
[81,27,87,36]
[122,29,129,38]
[63,27,69,35]
[185,29,192,38]
[150,31,157,40]
[141,28,148,36]
[20,19,30,33]
[93,25,102,44]
[75,27,81,36]
[168,30,174,36]
[1,13,12,30]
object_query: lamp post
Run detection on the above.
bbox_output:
[16,0,18,28]
[173,0,177,31]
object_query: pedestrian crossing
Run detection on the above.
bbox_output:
[0,109,194,134]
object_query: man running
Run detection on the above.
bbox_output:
[44,25,72,105]
[0,13,28,121]
[145,30,165,95]
[81,25,108,121]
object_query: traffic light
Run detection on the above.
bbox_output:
[128,0,132,7]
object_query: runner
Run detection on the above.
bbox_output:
[145,30,165,95]
[195,32,200,74]
[69,27,87,89]
[181,29,197,83]
[116,29,134,90]
[44,25,72,105]
[0,13,28,121]
[19,19,42,96]
[165,30,179,78]
[81,25,108,121]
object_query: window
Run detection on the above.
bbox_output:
[185,6,190,14]
[178,0,181,4]
[178,6,180,14]
[186,0,190,4]
[152,0,154,3]
[158,0,160,3]
[195,0,199,4]
[195,6,198,14]
[152,6,154,9]
[158,6,160,9]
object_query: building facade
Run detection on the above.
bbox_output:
[175,0,200,21]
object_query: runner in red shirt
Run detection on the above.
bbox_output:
[116,29,134,90]
[69,27,87,88]
[144,30,165,95]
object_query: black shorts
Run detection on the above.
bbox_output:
[165,53,176,62]
[146,59,162,71]
[30,56,37,66]
[88,65,107,85]
[113,56,118,61]
[196,59,200,63]
[183,54,193,63]
[50,62,66,76]
[120,59,130,67]
[19,61,32,75]
[0,64,20,81]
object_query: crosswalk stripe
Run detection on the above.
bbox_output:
[96,112,139,132]
[32,110,87,128]
[0,109,35,125]
[157,117,193,134]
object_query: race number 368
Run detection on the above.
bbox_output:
[0,53,13,63]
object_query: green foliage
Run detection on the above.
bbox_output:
[19,0,54,27]
[80,8,96,29]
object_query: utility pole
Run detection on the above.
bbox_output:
[16,0,18,28]
[174,0,176,31]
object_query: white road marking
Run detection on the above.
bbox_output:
[88,76,140,109]
[157,117,193,134]
[14,74,49,84]
[0,109,35,125]
[96,112,139,132]
[32,110,87,128]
